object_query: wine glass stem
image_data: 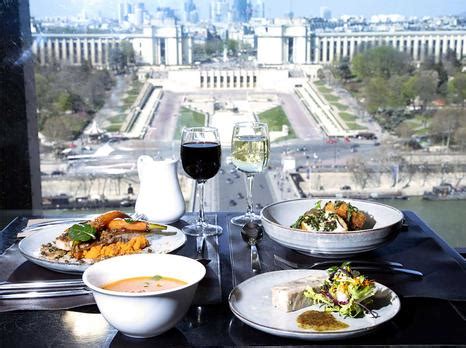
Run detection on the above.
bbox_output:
[197,180,206,225]
[246,174,255,216]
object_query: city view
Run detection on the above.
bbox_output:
[24,0,466,247]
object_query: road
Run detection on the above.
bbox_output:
[146,91,181,141]
[278,92,323,140]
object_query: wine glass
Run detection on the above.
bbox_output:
[180,127,223,236]
[230,122,270,226]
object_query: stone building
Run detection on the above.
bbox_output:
[31,25,192,67]
[256,25,466,65]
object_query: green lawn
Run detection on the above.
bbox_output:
[122,94,138,109]
[345,121,366,130]
[338,112,368,130]
[314,80,325,86]
[174,107,206,139]
[316,85,332,94]
[323,94,340,103]
[121,80,143,111]
[332,102,349,111]
[397,115,430,136]
[106,114,126,132]
[339,112,357,122]
[258,106,296,141]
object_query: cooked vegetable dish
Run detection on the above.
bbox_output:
[291,200,368,232]
[40,210,173,263]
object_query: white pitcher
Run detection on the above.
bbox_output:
[135,155,185,223]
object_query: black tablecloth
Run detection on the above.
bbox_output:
[0,215,222,312]
[228,211,466,300]
[0,211,465,347]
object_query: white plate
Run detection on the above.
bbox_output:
[229,270,400,340]
[18,222,186,274]
[261,198,404,257]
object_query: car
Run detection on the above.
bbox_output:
[226,178,233,184]
[51,170,65,176]
[229,199,237,207]
[237,192,244,199]
[255,203,263,210]
[341,185,352,190]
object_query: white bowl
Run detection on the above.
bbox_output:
[82,253,206,338]
[261,198,403,257]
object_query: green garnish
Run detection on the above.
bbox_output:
[148,223,168,231]
[152,275,162,281]
[68,223,97,242]
[124,218,138,224]
[304,263,377,318]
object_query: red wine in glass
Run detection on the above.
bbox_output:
[180,142,221,180]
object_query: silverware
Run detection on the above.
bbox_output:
[0,289,91,300]
[274,255,423,278]
[0,279,84,292]
[241,222,264,273]
[20,218,89,235]
[285,258,403,268]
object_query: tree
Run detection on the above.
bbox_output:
[335,57,352,82]
[226,39,239,56]
[387,75,410,108]
[121,40,135,64]
[443,48,462,76]
[317,68,325,81]
[430,108,462,148]
[416,70,438,110]
[365,77,390,112]
[346,157,376,189]
[448,72,466,108]
[352,46,411,80]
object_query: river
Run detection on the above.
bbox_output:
[381,197,466,248]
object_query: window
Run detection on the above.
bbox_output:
[1,0,465,249]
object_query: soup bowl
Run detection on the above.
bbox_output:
[82,253,206,338]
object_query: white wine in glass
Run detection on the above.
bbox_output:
[231,122,270,226]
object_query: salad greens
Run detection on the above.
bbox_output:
[304,262,378,318]
[68,223,97,242]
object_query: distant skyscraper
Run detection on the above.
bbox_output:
[232,0,249,22]
[252,0,265,18]
[320,6,332,20]
[118,2,126,23]
[134,6,144,27]
[210,0,229,23]
[184,0,199,23]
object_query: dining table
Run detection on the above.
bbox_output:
[0,210,465,347]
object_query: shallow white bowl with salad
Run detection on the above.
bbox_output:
[260,198,403,257]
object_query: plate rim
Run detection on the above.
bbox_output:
[228,269,401,338]
[18,221,187,272]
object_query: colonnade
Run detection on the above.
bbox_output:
[199,70,257,89]
[314,31,466,63]
[32,35,122,67]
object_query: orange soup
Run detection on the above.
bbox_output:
[102,275,187,293]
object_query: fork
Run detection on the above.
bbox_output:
[274,255,423,278]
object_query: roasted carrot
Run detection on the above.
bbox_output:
[108,218,167,232]
[90,211,131,231]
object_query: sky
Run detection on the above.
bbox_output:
[29,0,466,19]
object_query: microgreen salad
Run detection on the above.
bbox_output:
[304,262,378,318]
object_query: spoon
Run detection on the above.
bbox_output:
[241,222,264,273]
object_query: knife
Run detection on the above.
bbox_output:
[302,259,403,268]
[0,289,91,300]
[0,279,85,291]
[274,255,423,278]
